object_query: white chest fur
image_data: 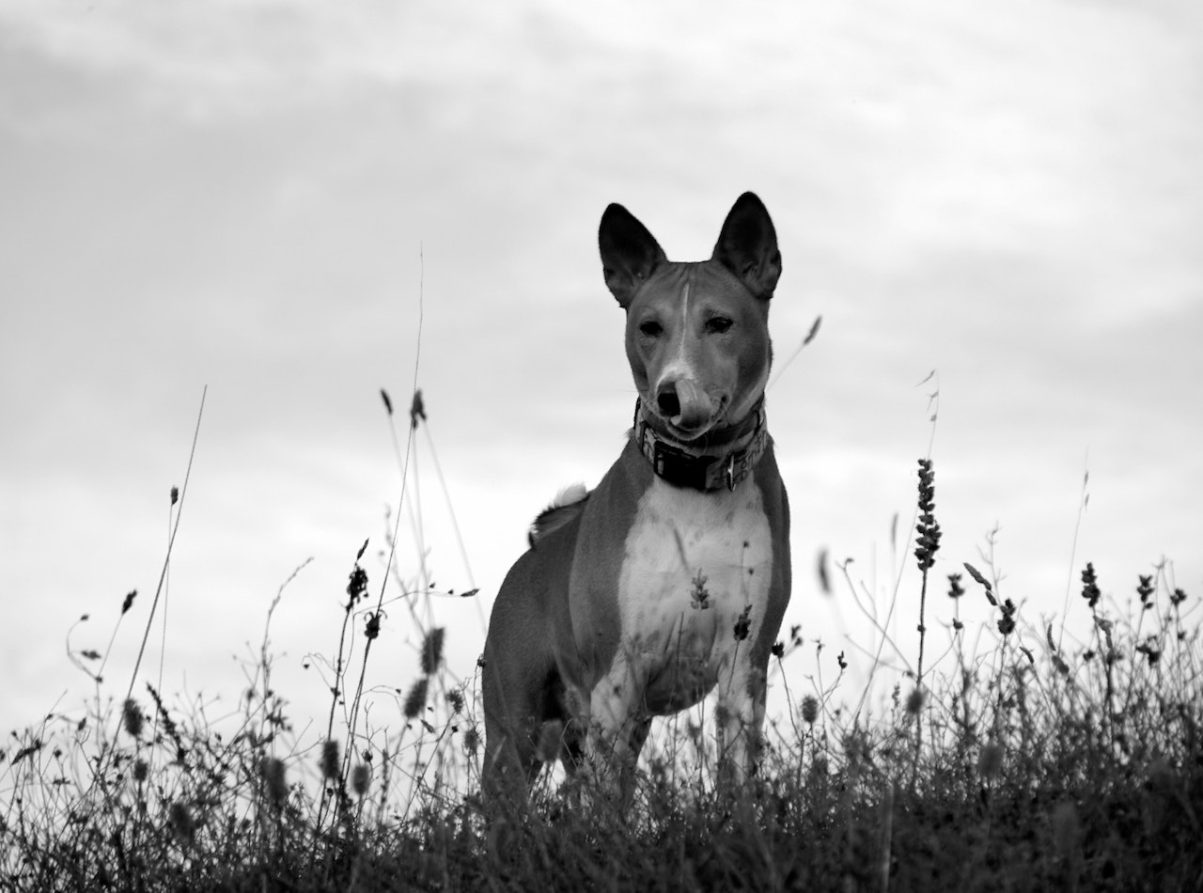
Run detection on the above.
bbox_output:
[613,475,773,714]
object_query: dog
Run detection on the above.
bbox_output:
[481,192,791,807]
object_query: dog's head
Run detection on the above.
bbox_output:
[599,192,781,442]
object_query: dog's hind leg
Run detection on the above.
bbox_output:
[481,652,551,807]
[481,549,565,808]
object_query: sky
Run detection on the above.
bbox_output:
[2,0,1201,748]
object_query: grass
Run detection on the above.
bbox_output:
[3,397,1201,891]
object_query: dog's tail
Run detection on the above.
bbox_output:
[528,483,589,547]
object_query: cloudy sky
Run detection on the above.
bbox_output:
[2,0,1200,739]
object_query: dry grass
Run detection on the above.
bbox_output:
[3,435,1200,891]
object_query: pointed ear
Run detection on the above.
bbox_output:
[599,203,667,308]
[712,192,781,299]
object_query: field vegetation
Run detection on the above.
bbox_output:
[3,391,1199,891]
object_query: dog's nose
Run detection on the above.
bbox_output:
[657,386,681,419]
[656,379,712,432]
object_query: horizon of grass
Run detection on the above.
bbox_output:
[2,390,1200,892]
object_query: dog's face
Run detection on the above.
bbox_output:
[622,262,769,440]
[598,193,782,442]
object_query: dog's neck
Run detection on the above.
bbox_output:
[632,397,769,492]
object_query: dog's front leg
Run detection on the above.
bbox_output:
[581,650,648,808]
[714,650,768,792]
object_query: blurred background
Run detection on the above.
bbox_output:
[2,0,1200,740]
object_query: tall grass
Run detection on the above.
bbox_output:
[2,401,1200,891]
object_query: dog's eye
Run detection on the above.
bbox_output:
[705,316,734,334]
[639,320,663,338]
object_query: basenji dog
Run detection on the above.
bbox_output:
[482,192,791,807]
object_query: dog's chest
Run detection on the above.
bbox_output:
[614,476,773,712]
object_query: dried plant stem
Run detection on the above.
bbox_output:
[124,385,206,707]
[914,565,930,781]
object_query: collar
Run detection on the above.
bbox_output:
[632,397,769,492]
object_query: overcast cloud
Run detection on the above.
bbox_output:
[2,0,1200,736]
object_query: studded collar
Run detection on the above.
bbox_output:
[632,397,769,492]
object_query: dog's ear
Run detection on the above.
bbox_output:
[712,192,781,299]
[599,203,667,309]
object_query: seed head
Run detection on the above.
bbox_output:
[462,727,480,756]
[946,573,964,600]
[914,459,942,572]
[733,604,752,642]
[409,389,426,430]
[905,687,925,716]
[800,695,819,725]
[997,599,1017,637]
[261,757,288,808]
[446,689,464,714]
[403,678,429,720]
[350,762,371,798]
[1080,562,1101,610]
[132,759,149,783]
[1137,575,1154,610]
[421,627,445,675]
[122,698,145,740]
[962,562,997,606]
[319,739,341,781]
[346,565,368,608]
[1136,638,1162,667]
[364,611,381,641]
[916,458,936,513]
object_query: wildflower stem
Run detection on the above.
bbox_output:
[915,566,929,772]
[912,457,941,782]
